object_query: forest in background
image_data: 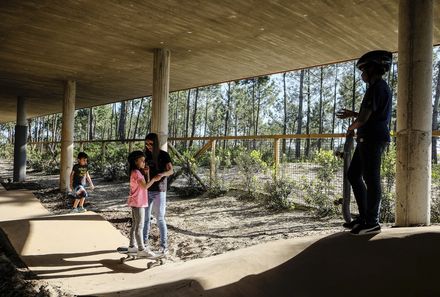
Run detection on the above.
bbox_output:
[0,47,440,221]
[1,46,439,160]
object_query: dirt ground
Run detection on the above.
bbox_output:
[0,160,343,296]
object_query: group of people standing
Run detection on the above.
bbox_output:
[69,133,173,257]
[69,49,393,256]
[127,133,173,257]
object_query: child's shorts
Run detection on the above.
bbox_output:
[73,185,89,198]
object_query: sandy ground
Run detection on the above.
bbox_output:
[0,160,343,295]
[19,178,343,263]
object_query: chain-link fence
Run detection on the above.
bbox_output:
[2,134,440,222]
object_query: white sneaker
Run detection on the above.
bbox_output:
[137,248,157,258]
[159,247,169,255]
[127,246,138,253]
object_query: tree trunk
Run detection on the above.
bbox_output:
[351,61,357,115]
[27,119,32,142]
[88,107,93,140]
[282,73,288,155]
[223,82,232,150]
[432,60,440,164]
[317,66,324,151]
[185,89,191,148]
[295,70,305,158]
[127,100,134,139]
[118,102,126,142]
[189,88,199,148]
[252,78,256,149]
[305,70,311,158]
[174,92,180,139]
[133,98,144,140]
[331,65,338,149]
[45,116,49,141]
[204,92,209,138]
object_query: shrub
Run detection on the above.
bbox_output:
[380,144,396,223]
[302,150,340,217]
[236,149,267,200]
[26,145,60,174]
[0,143,13,160]
[431,164,440,223]
[100,144,129,181]
[206,157,229,198]
[264,177,295,210]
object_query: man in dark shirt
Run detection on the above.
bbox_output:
[337,50,392,235]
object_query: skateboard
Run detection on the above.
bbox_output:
[342,135,354,223]
[117,247,166,269]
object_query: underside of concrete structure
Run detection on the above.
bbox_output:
[0,0,439,122]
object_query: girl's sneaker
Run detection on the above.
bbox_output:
[137,248,157,258]
[71,208,79,213]
[78,206,87,213]
[159,247,169,255]
[127,246,138,253]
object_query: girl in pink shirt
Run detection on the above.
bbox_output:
[127,150,160,257]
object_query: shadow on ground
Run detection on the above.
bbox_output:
[97,230,440,297]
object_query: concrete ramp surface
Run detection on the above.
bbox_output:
[1,186,440,296]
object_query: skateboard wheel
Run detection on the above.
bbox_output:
[120,257,125,264]
[147,262,153,269]
[159,259,164,265]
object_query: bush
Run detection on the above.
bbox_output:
[302,150,340,217]
[27,145,60,174]
[380,144,396,223]
[431,164,440,223]
[101,144,128,181]
[206,157,229,198]
[0,143,13,160]
[264,177,295,210]
[236,149,267,200]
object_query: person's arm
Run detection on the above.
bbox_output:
[139,174,161,189]
[336,109,359,119]
[160,162,174,177]
[86,171,95,190]
[347,107,372,132]
[69,171,74,192]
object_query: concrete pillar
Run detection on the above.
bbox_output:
[395,0,433,226]
[13,96,27,182]
[59,80,76,192]
[151,48,170,151]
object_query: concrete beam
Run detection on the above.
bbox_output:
[13,96,27,182]
[395,0,433,226]
[151,48,170,151]
[59,80,76,192]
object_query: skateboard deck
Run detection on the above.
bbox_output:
[117,247,166,269]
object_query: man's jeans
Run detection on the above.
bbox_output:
[347,141,387,225]
[143,191,168,249]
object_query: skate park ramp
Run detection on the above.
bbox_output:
[1,185,440,297]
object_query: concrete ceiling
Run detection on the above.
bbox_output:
[0,0,439,122]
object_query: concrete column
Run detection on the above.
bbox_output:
[59,80,76,192]
[151,48,170,151]
[13,96,27,182]
[395,0,433,226]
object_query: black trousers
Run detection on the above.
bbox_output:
[347,141,387,225]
